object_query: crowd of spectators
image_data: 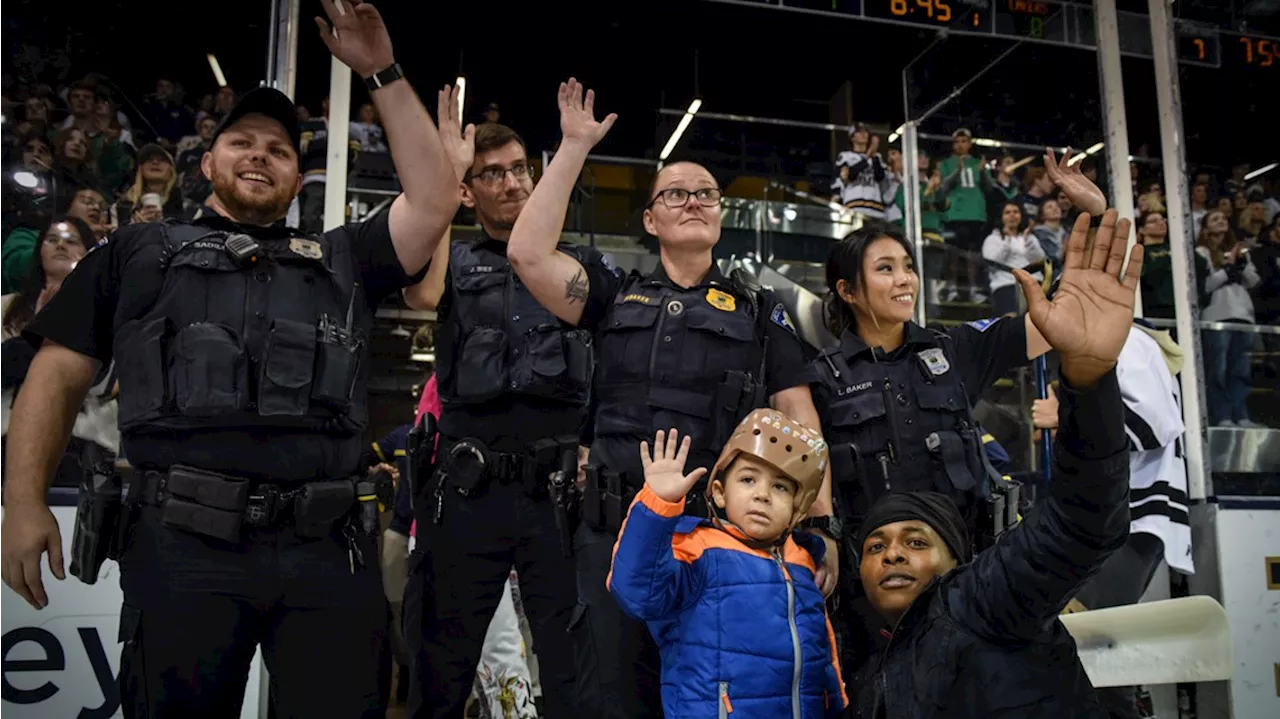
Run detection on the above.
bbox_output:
[830,124,1279,427]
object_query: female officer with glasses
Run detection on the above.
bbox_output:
[504,78,837,719]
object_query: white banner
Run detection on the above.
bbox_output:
[1,505,264,718]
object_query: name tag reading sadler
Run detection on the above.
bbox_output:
[289,238,323,260]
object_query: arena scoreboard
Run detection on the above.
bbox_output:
[726,0,1277,70]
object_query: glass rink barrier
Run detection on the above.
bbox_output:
[2,0,1278,717]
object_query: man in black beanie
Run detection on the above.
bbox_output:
[855,207,1143,718]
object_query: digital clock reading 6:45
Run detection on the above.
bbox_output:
[866,0,985,29]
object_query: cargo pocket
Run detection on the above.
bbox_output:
[454,328,507,401]
[259,319,316,416]
[115,317,170,428]
[527,325,568,377]
[117,604,148,715]
[170,322,248,417]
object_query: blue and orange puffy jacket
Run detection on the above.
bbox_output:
[608,485,848,718]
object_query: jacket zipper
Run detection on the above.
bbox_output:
[772,549,802,719]
[718,681,731,718]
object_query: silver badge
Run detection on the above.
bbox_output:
[667,300,684,316]
[918,347,951,376]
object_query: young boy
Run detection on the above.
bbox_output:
[608,410,847,718]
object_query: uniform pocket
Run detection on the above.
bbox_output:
[115,317,170,428]
[455,327,507,401]
[258,319,316,416]
[170,322,248,417]
[526,324,568,380]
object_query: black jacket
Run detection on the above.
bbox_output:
[859,371,1130,719]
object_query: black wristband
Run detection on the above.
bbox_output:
[364,63,403,92]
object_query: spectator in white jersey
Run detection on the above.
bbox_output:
[1034,313,1194,719]
[832,122,887,219]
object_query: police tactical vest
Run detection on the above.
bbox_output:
[594,272,767,460]
[113,220,369,435]
[435,240,592,407]
[815,331,986,519]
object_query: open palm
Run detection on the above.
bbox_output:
[1044,147,1106,217]
[640,429,707,504]
[1015,210,1144,385]
[558,78,617,150]
[315,1,394,78]
[436,84,475,180]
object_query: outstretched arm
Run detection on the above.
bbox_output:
[948,209,1143,642]
[608,430,707,620]
[316,0,459,275]
[402,87,473,311]
[507,79,617,326]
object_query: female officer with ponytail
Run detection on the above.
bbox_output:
[812,148,1106,681]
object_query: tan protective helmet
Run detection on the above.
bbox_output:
[708,409,828,529]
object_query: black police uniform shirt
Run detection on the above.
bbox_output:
[433,235,617,453]
[810,317,1029,518]
[582,261,815,486]
[24,211,425,483]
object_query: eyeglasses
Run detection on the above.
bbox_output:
[466,162,533,186]
[649,187,723,209]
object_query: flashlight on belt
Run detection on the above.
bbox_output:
[356,479,379,535]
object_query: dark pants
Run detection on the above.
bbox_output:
[1201,327,1255,425]
[405,478,578,719]
[117,505,385,718]
[1073,531,1166,719]
[571,522,663,719]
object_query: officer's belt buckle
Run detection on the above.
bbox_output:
[245,487,280,526]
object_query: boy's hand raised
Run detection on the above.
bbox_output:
[640,429,707,504]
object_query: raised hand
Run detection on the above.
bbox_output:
[639,429,707,504]
[436,84,475,181]
[1015,210,1144,387]
[1044,147,1106,217]
[557,78,617,151]
[315,1,395,79]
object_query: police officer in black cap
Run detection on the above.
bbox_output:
[0,2,462,716]
[506,79,838,719]
[398,86,615,718]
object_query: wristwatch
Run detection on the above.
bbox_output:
[799,515,844,542]
[364,62,403,92]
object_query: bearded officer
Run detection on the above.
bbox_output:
[0,2,460,716]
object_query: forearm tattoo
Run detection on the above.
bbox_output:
[564,268,588,304]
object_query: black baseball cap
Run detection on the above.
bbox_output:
[211,87,301,153]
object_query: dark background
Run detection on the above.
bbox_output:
[4,0,1277,172]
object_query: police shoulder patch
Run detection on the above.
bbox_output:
[967,317,1000,332]
[770,302,798,336]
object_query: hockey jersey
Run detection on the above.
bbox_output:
[1118,325,1193,574]
[831,151,887,219]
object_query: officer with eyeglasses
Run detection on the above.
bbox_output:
[505,79,837,719]
[400,90,616,718]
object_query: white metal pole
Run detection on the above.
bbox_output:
[1093,0,1139,310]
[902,121,926,326]
[1148,0,1210,502]
[267,0,300,100]
[324,56,353,231]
